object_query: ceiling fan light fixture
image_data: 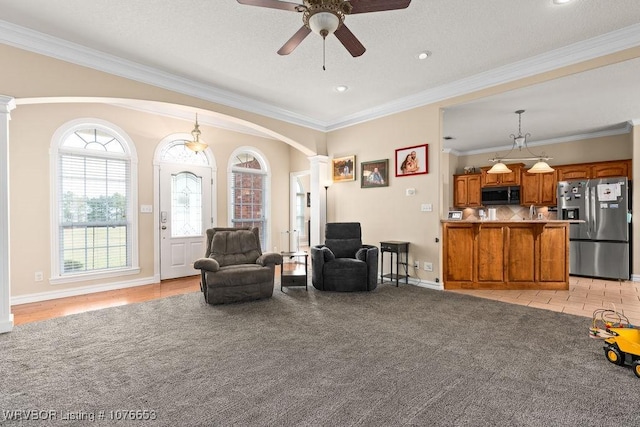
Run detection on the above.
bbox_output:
[308,11,340,37]
[487,162,512,174]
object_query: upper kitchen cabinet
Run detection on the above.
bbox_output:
[520,169,557,206]
[554,164,590,181]
[590,159,631,179]
[454,173,482,208]
[480,163,523,187]
[556,159,631,181]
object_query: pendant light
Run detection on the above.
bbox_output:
[487,110,554,174]
[185,113,207,152]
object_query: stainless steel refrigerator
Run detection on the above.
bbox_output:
[558,177,630,280]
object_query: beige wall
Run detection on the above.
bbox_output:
[326,105,443,284]
[9,103,294,297]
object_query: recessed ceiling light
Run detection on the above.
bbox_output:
[335,85,349,93]
[417,51,432,60]
[553,0,573,4]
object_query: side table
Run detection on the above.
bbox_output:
[380,241,409,287]
[280,251,308,291]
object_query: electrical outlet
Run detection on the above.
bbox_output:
[424,262,433,272]
[35,271,43,282]
[413,260,419,269]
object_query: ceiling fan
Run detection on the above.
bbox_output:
[237,0,411,66]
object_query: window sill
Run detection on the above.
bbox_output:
[49,267,141,285]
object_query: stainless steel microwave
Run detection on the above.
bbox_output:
[481,186,520,205]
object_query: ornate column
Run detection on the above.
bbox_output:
[308,155,329,247]
[0,95,16,333]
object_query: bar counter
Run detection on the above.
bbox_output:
[442,220,572,290]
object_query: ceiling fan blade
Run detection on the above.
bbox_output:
[348,0,411,14]
[277,26,312,55]
[236,0,301,12]
[334,24,365,57]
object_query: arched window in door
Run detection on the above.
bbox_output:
[228,148,270,250]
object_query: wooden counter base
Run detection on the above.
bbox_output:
[442,221,569,290]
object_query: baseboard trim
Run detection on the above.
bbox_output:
[11,275,159,306]
[631,274,640,282]
[379,275,443,291]
[0,315,14,334]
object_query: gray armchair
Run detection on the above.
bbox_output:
[194,227,282,305]
[311,222,378,292]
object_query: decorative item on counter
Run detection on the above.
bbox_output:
[488,208,497,221]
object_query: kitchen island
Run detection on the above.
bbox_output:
[442,220,570,290]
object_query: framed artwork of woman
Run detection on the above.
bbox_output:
[395,144,428,177]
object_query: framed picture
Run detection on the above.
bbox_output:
[395,144,428,177]
[361,159,389,188]
[331,155,356,182]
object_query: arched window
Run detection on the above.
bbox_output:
[50,119,139,282]
[228,148,270,250]
[158,139,209,165]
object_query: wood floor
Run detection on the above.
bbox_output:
[11,276,201,325]
[10,274,640,327]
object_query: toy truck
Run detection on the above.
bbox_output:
[603,327,640,378]
[590,308,640,378]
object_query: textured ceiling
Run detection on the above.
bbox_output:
[1,0,640,153]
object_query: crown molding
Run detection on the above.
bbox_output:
[0,20,327,132]
[326,23,640,131]
[1,20,639,133]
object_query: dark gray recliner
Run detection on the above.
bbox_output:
[194,227,282,305]
[311,222,378,292]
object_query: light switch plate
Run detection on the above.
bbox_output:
[140,205,153,213]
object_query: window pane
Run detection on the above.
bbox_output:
[160,141,208,165]
[171,172,202,238]
[231,163,266,249]
[58,125,131,276]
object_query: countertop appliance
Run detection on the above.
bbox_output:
[558,177,630,280]
[481,186,520,205]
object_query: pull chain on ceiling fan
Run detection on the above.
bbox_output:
[237,0,412,69]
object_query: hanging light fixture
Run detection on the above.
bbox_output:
[185,113,207,152]
[487,110,554,174]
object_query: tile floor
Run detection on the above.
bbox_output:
[449,276,640,326]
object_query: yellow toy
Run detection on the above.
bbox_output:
[590,308,640,378]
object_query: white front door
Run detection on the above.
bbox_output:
[160,164,212,279]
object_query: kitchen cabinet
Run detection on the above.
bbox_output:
[591,160,631,179]
[555,159,631,181]
[520,170,557,206]
[555,164,590,181]
[480,163,523,187]
[442,221,569,290]
[453,173,481,207]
